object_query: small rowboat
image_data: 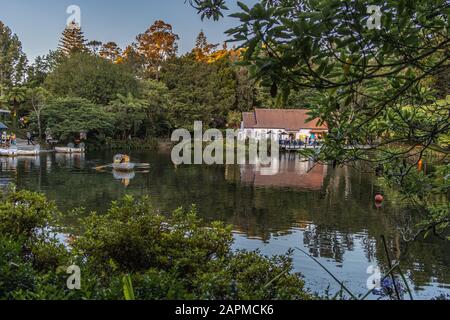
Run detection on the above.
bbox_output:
[112,162,136,172]
[113,170,136,180]
[55,147,85,154]
[95,154,150,172]
[0,149,40,157]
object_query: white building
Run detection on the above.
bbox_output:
[239,109,328,141]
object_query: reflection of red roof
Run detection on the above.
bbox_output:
[243,109,327,131]
[240,163,326,191]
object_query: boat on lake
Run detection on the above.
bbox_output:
[112,162,136,172]
[94,154,150,173]
[55,146,85,154]
[0,148,40,157]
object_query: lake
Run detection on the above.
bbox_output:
[1,149,449,300]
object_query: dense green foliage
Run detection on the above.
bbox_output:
[0,188,311,300]
[37,97,115,142]
[44,53,139,105]
[162,55,236,129]
[1,18,278,143]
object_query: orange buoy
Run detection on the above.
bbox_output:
[375,194,384,203]
[418,159,423,172]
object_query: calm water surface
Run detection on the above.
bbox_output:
[1,150,449,300]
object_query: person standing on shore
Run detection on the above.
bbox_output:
[26,131,34,145]
[11,133,17,146]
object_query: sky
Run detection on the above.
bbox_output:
[0,0,256,63]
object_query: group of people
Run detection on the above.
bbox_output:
[1,131,17,146]
[279,133,321,148]
[1,131,36,147]
[304,135,319,147]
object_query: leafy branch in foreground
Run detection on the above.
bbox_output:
[192,0,449,237]
[187,0,229,21]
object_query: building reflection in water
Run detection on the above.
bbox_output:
[236,153,327,191]
[0,156,42,172]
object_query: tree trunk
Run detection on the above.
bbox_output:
[37,113,42,141]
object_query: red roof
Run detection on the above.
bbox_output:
[242,112,256,127]
[243,109,327,131]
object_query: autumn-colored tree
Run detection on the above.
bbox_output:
[136,20,179,79]
[208,43,235,63]
[192,31,218,62]
[58,21,87,56]
[121,44,143,73]
[99,42,123,63]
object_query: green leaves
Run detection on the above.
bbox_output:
[69,194,310,300]
[237,1,250,13]
[122,275,135,300]
[0,189,60,241]
[44,52,139,105]
[188,0,229,21]
[39,97,115,142]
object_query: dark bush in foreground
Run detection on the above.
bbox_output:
[0,189,312,300]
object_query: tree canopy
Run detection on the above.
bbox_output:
[44,52,140,105]
[136,20,180,79]
[39,97,115,142]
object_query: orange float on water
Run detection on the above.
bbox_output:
[375,194,384,203]
[418,159,423,172]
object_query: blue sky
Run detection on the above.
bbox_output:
[0,0,256,62]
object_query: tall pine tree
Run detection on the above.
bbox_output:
[58,21,87,56]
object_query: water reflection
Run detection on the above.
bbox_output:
[112,170,136,187]
[0,150,449,299]
[55,153,85,169]
[228,153,326,191]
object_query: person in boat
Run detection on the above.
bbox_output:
[114,154,130,164]
[121,155,130,164]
